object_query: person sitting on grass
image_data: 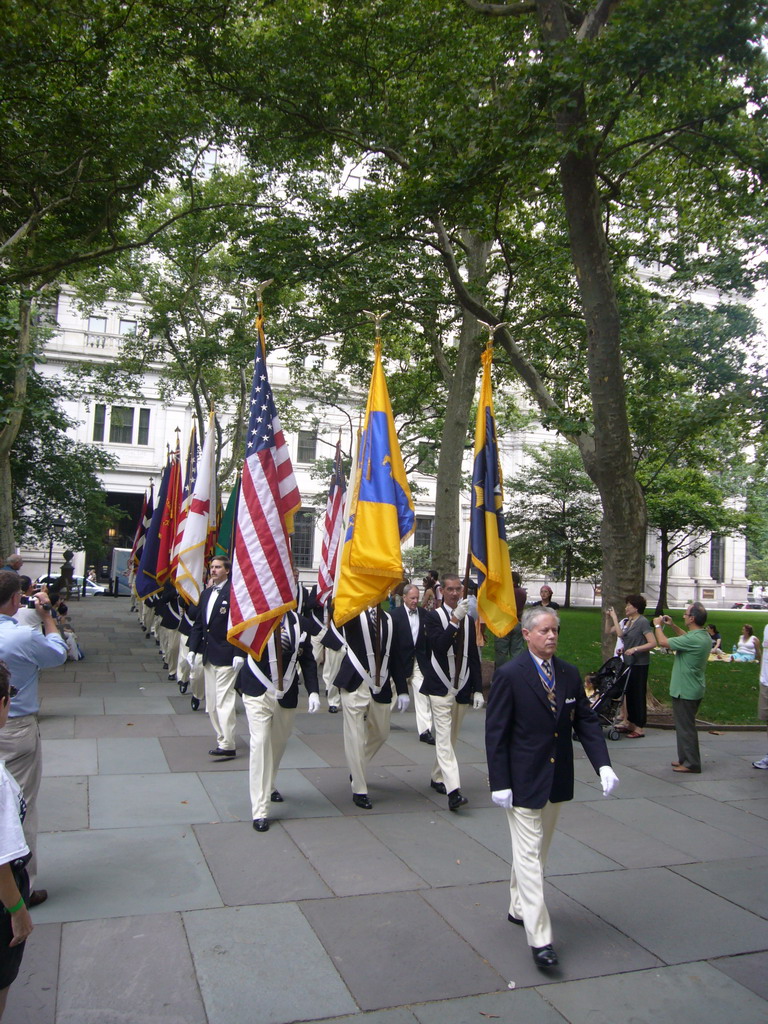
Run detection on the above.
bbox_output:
[732,623,761,662]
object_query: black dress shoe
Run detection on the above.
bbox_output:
[162,662,169,670]
[352,793,373,809]
[448,789,468,812]
[507,913,524,926]
[253,818,270,832]
[419,730,436,745]
[209,748,236,758]
[190,697,200,711]
[168,673,176,681]
[430,780,447,795]
[531,944,558,968]
[328,706,339,714]
[179,681,189,694]
[271,790,283,802]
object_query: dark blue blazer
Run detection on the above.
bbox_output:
[420,608,481,703]
[485,651,610,808]
[187,579,239,666]
[389,605,430,688]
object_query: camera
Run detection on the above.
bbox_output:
[19,595,51,611]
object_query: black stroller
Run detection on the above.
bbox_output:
[584,656,632,741]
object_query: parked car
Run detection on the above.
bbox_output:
[35,574,107,597]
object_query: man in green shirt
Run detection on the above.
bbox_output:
[652,602,710,774]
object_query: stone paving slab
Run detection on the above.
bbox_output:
[279,734,341,769]
[159,735,248,772]
[193,822,333,905]
[294,1010,419,1024]
[670,855,768,919]
[421,879,660,987]
[710,950,768,1001]
[89,772,219,828]
[411,990,568,1024]
[555,802,695,869]
[73,714,178,738]
[542,961,768,1024]
[590,795,768,861]
[103,695,178,715]
[37,716,75,739]
[299,891,505,1010]
[55,913,207,1024]
[38,776,89,832]
[652,791,768,848]
[95,736,170,774]
[40,697,105,716]
[552,866,768,963]
[299,767,436,815]
[680,776,768,801]
[283,816,429,896]
[362,812,509,887]
[32,825,221,923]
[184,903,358,1024]
[42,738,98,777]
[4,921,60,1024]
[731,796,768,819]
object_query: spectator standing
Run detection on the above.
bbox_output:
[0,559,22,575]
[607,595,655,738]
[530,585,560,610]
[653,603,710,774]
[0,571,68,904]
[753,623,768,770]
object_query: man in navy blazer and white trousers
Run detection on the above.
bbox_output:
[188,556,242,758]
[485,606,619,969]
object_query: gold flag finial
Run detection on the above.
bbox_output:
[478,319,511,347]
[363,310,389,344]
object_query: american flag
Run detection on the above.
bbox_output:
[171,426,198,578]
[227,320,301,658]
[317,439,346,605]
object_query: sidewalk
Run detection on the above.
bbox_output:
[5,598,768,1024]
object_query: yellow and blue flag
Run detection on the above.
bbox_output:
[334,342,414,626]
[470,344,517,637]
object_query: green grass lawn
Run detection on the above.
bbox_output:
[482,607,767,726]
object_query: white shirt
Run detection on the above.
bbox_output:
[408,608,419,645]
[206,586,222,624]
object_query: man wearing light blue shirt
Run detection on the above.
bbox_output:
[0,571,68,905]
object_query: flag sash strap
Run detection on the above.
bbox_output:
[245,624,302,698]
[328,618,392,695]
[429,607,470,694]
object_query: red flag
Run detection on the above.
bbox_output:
[317,439,346,605]
[155,446,182,586]
[171,427,198,579]
[227,318,301,658]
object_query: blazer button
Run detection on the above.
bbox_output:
[553,732,558,738]
[550,757,555,763]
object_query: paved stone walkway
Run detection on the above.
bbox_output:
[5,598,768,1024]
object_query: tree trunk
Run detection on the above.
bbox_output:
[0,291,33,557]
[431,232,491,576]
[536,0,647,656]
[564,547,572,608]
[655,527,670,615]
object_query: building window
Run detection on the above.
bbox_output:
[137,408,151,446]
[710,535,725,583]
[93,404,106,442]
[297,430,317,463]
[88,316,107,333]
[414,516,434,554]
[109,406,134,444]
[293,511,315,567]
[119,319,137,336]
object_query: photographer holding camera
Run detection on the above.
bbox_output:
[0,571,68,907]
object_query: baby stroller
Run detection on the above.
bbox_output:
[583,656,632,741]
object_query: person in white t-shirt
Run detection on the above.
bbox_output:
[0,660,33,1019]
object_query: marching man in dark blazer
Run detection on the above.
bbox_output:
[237,610,321,832]
[485,606,619,969]
[323,607,409,809]
[421,574,484,812]
[390,583,434,744]
[187,556,241,758]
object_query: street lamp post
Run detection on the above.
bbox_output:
[46,517,68,579]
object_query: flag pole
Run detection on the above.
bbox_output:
[363,310,391,686]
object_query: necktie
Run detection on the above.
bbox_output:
[541,660,556,712]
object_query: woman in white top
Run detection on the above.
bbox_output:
[732,624,761,662]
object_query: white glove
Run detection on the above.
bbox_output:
[308,693,321,714]
[472,691,485,710]
[491,789,514,809]
[396,693,410,713]
[467,595,478,619]
[599,765,620,796]
[452,598,469,622]
[187,652,202,669]
[232,656,245,671]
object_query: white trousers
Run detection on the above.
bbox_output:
[429,693,466,794]
[204,662,239,750]
[340,687,392,794]
[176,636,205,699]
[242,693,296,820]
[505,801,561,948]
[409,663,432,735]
[322,644,344,709]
